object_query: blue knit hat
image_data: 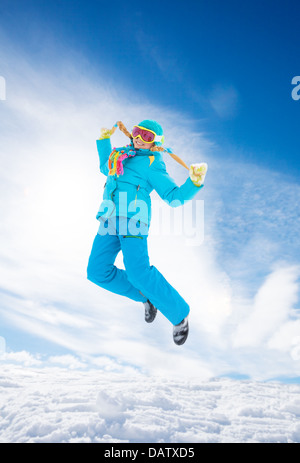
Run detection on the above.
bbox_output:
[137,119,164,145]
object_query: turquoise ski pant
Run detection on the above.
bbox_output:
[87,217,189,325]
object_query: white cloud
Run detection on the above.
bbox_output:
[1,350,42,367]
[48,355,87,369]
[209,84,239,118]
[232,265,300,348]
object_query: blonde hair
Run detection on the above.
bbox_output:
[110,121,189,170]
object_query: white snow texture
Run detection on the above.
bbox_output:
[1,363,300,443]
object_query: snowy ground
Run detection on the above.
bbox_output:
[0,363,300,443]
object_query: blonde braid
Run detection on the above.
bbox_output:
[151,145,189,170]
[110,121,132,139]
[150,145,164,152]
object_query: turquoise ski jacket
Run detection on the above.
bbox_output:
[96,138,203,226]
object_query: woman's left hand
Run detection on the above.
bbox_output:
[189,163,208,187]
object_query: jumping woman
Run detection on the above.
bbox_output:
[87,120,207,345]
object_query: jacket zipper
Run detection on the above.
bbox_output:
[134,185,140,207]
[109,190,116,217]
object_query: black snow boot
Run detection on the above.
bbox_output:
[173,317,189,345]
[144,300,157,323]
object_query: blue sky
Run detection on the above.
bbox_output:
[1,0,299,173]
[0,0,300,382]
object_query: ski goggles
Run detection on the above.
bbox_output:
[131,125,164,144]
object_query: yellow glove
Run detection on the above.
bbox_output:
[99,128,112,140]
[189,162,208,187]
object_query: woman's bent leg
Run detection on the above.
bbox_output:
[87,232,147,303]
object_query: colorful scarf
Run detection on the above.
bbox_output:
[108,143,137,176]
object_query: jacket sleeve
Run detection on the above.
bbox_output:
[147,158,203,207]
[96,138,112,175]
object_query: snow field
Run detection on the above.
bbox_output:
[0,364,300,443]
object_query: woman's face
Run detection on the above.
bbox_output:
[133,137,154,150]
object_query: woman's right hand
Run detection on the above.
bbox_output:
[99,128,112,140]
